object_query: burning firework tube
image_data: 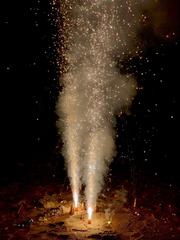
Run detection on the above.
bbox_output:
[87,207,93,224]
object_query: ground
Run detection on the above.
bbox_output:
[0,180,180,240]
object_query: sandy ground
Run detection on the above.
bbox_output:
[0,181,180,239]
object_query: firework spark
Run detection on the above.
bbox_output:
[87,206,93,224]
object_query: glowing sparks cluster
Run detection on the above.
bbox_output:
[56,0,143,216]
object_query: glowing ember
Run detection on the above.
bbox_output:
[133,198,137,208]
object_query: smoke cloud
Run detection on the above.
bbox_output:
[57,0,152,211]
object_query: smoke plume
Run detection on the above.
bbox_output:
[57,0,152,211]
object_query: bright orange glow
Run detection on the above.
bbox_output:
[73,192,78,208]
[87,206,93,220]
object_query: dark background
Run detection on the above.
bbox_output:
[0,0,179,187]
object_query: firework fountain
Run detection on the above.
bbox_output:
[56,0,152,221]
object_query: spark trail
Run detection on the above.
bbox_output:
[57,0,151,215]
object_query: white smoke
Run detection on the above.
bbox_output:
[57,0,152,211]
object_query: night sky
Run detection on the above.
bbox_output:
[0,0,179,185]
